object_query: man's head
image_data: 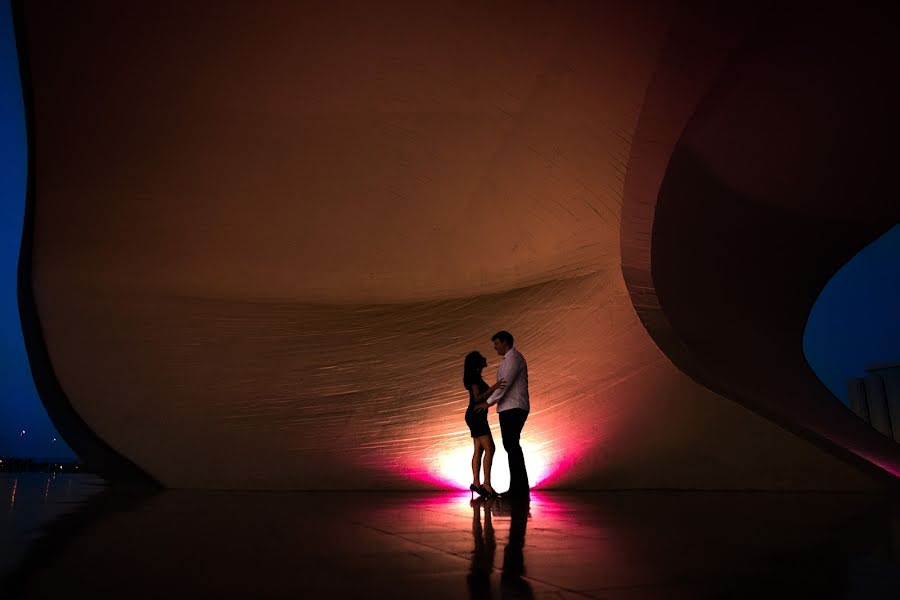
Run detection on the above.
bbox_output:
[491,330,514,356]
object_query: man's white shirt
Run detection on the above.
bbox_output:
[486,347,529,413]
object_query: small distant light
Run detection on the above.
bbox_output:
[52,438,57,443]
[20,430,26,436]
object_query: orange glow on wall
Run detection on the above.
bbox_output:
[17,0,899,490]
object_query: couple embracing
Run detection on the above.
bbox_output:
[463,330,530,500]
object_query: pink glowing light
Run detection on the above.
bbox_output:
[408,424,584,491]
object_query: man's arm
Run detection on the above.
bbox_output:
[486,352,522,406]
[472,381,505,403]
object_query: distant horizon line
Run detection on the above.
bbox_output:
[0,455,83,463]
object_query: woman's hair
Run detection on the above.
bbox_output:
[463,351,483,390]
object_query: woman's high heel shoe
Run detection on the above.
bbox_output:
[470,483,488,498]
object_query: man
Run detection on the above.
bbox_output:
[474,330,529,497]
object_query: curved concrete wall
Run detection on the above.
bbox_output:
[622,3,900,477]
[17,0,897,488]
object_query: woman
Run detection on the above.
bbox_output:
[463,351,505,497]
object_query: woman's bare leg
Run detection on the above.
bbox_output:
[472,438,484,486]
[477,435,497,493]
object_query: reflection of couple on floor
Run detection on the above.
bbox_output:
[468,495,533,600]
[464,330,530,500]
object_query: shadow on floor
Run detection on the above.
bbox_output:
[2,475,899,599]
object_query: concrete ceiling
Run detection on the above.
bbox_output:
[17,0,898,489]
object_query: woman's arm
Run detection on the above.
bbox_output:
[471,380,505,410]
[472,380,505,403]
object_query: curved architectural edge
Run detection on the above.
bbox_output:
[620,2,900,482]
[12,0,161,487]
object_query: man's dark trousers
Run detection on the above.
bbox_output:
[499,408,529,493]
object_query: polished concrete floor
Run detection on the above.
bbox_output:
[1,474,899,599]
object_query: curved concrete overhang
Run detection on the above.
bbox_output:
[13,0,160,487]
[621,3,900,477]
[16,0,897,488]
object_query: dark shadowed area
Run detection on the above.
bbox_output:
[2,474,899,599]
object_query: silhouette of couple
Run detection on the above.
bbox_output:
[463,330,529,500]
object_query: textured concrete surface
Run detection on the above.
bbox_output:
[16,1,899,488]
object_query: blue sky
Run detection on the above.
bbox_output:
[1,3,73,460]
[804,224,900,404]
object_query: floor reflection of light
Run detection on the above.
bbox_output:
[9,477,17,512]
[408,492,560,533]
[408,490,541,516]
[415,491,482,513]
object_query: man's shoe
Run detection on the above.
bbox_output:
[499,489,530,500]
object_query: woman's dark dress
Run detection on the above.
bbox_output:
[465,377,491,438]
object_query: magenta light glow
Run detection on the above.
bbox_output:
[405,422,584,491]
